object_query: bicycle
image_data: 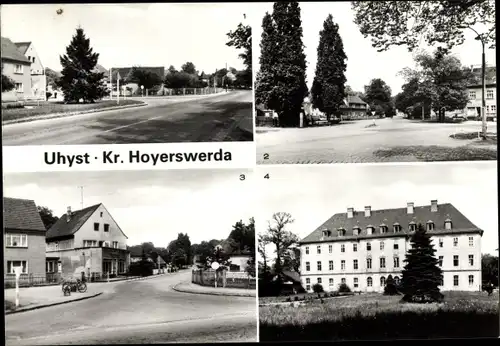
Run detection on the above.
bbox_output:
[62,278,87,293]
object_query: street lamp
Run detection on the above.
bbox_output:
[371,111,376,125]
[140,85,144,97]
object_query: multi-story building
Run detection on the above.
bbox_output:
[46,203,130,280]
[299,200,483,293]
[14,41,47,100]
[1,37,32,102]
[464,65,496,121]
[340,94,369,120]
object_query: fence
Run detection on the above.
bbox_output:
[160,87,225,96]
[4,273,62,288]
[192,269,256,289]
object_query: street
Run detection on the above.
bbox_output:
[257,117,497,164]
[5,270,257,344]
[2,90,253,145]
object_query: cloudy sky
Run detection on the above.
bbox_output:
[1,3,251,73]
[3,169,256,247]
[252,2,497,94]
[256,162,498,257]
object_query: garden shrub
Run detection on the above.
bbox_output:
[338,283,352,293]
[312,283,324,293]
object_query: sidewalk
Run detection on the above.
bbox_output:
[173,281,256,297]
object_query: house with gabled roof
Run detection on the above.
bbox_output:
[300,200,483,293]
[46,203,130,280]
[109,66,165,96]
[4,197,47,282]
[14,41,47,100]
[1,37,32,102]
[340,94,369,120]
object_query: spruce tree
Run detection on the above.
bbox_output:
[255,12,277,109]
[311,14,347,122]
[401,223,444,303]
[383,274,400,296]
[58,28,106,103]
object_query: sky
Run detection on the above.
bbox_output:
[252,1,497,94]
[256,162,498,259]
[1,3,252,73]
[3,169,256,247]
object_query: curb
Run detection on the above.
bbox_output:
[5,292,103,315]
[172,283,256,298]
[2,103,147,126]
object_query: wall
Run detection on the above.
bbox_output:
[192,269,256,289]
[4,231,46,277]
[23,44,46,99]
[1,60,31,102]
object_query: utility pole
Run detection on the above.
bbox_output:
[481,40,487,139]
[78,186,84,210]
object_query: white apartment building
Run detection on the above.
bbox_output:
[300,200,483,293]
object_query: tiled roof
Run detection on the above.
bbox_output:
[300,203,481,244]
[3,197,46,232]
[1,37,31,64]
[14,42,31,55]
[346,94,367,105]
[110,66,165,83]
[46,203,102,240]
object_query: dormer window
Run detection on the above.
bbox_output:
[444,219,452,230]
[337,228,346,237]
[393,223,401,232]
[353,226,360,236]
[366,226,374,235]
[409,222,417,232]
[427,221,435,231]
[322,229,331,237]
[379,224,388,234]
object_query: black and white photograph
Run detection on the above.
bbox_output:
[3,169,257,344]
[257,162,499,341]
[1,3,253,145]
[254,1,497,164]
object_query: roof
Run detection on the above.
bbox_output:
[1,37,31,64]
[110,66,165,83]
[300,203,481,244]
[46,204,102,240]
[468,83,497,89]
[14,42,31,55]
[3,197,46,232]
[346,94,367,105]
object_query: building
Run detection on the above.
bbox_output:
[14,41,47,100]
[1,37,32,102]
[464,65,496,121]
[299,200,482,293]
[4,197,47,281]
[228,251,252,272]
[340,94,369,120]
[45,203,130,280]
[110,66,165,96]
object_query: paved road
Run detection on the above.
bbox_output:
[257,117,497,164]
[5,271,257,344]
[3,91,253,145]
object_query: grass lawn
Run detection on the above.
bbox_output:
[5,300,17,312]
[259,291,499,341]
[1,99,144,122]
[374,145,497,161]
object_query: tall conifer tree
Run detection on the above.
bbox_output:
[311,14,347,121]
[255,12,277,109]
[58,28,106,103]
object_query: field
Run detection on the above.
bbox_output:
[259,291,499,341]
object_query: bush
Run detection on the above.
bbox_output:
[46,92,52,99]
[312,283,324,293]
[294,296,299,301]
[384,275,400,296]
[286,297,292,302]
[128,260,154,277]
[2,102,24,109]
[323,293,329,298]
[338,283,352,293]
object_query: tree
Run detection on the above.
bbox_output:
[311,14,347,121]
[482,254,499,286]
[282,246,301,274]
[167,233,192,267]
[255,12,278,108]
[181,62,197,75]
[226,21,252,85]
[383,274,400,296]
[258,233,271,279]
[351,0,496,137]
[401,223,443,303]
[312,283,324,293]
[395,77,433,119]
[57,27,107,103]
[37,206,59,230]
[2,63,15,92]
[364,78,396,117]
[127,67,162,94]
[45,67,61,89]
[167,65,177,74]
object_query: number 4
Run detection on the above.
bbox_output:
[264,174,270,179]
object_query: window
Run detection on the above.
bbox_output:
[341,244,345,253]
[380,226,388,234]
[427,221,435,231]
[439,238,444,248]
[341,278,346,284]
[341,260,346,270]
[317,245,321,254]
[306,278,310,284]
[453,255,459,267]
[394,276,400,285]
[100,212,103,217]
[6,234,28,247]
[380,241,385,251]
[317,261,322,271]
[353,277,358,288]
[328,245,332,253]
[46,261,55,273]
[468,275,474,285]
[492,105,497,112]
[7,260,28,274]
[367,227,373,235]
[469,254,474,266]
[380,276,386,287]
[317,278,322,284]
[438,256,443,267]
[104,224,110,232]
[445,220,452,230]
[306,278,310,291]
[15,83,23,92]
[380,257,386,269]
[113,241,118,249]
[367,242,371,251]
[306,262,310,272]
[305,246,309,255]
[469,237,474,247]
[94,223,100,231]
[14,64,23,73]
[329,278,334,287]
[367,258,372,269]
[487,89,494,99]
[27,55,31,61]
[394,256,400,268]
[469,91,476,99]
[393,242,399,250]
[393,224,401,232]
[453,237,458,247]
[353,228,359,236]
[353,259,358,270]
[353,243,357,252]
[367,277,373,287]
[409,223,416,231]
[329,260,334,271]
[453,275,459,286]
[32,57,35,63]
[83,240,97,247]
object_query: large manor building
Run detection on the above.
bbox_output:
[299,200,483,293]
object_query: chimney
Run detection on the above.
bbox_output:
[66,206,72,222]
[364,206,371,217]
[347,208,354,219]
[407,202,414,214]
[431,200,438,212]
